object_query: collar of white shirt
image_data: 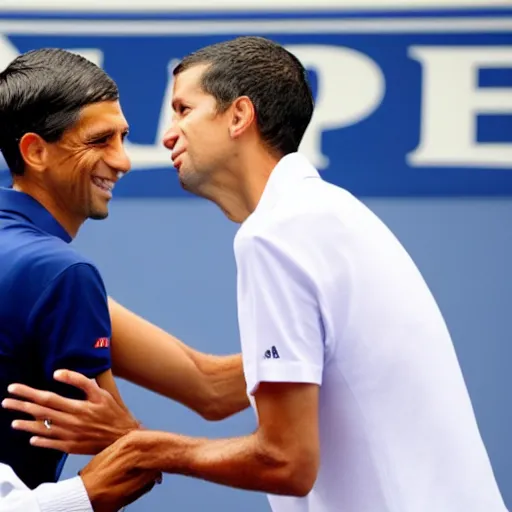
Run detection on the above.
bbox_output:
[254,152,320,214]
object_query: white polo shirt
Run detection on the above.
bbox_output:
[234,153,506,512]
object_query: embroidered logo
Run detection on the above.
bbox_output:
[94,337,110,349]
[264,346,280,359]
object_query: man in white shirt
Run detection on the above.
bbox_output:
[7,36,507,511]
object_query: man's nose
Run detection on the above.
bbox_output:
[162,122,179,151]
[108,140,131,176]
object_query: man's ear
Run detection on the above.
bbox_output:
[19,132,48,173]
[229,96,256,139]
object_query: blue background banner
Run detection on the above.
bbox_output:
[1,7,511,197]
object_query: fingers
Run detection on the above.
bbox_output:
[6,370,103,413]
[28,436,75,453]
[123,472,163,506]
[11,419,69,441]
[8,416,80,453]
[2,397,73,424]
[5,384,79,414]
[129,479,156,502]
[53,370,103,403]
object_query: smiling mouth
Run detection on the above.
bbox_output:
[91,176,115,193]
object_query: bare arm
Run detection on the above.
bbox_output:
[124,382,320,496]
[95,368,129,410]
[108,297,248,420]
[2,377,320,496]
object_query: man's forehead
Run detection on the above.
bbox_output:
[73,101,129,134]
[172,63,209,97]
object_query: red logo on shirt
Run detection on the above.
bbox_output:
[94,337,110,349]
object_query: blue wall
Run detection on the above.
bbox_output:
[59,194,512,511]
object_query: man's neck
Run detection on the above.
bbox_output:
[207,148,280,224]
[12,178,81,238]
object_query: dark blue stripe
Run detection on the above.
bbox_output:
[0,8,511,22]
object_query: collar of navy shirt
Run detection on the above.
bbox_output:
[0,186,72,243]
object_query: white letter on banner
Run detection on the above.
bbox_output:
[408,46,512,168]
[289,44,385,170]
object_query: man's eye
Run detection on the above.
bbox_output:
[92,136,109,145]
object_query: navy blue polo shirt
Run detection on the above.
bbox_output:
[0,187,112,489]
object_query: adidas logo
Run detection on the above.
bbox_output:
[264,346,280,359]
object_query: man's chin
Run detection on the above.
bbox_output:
[180,182,196,195]
[179,177,195,195]
[89,210,109,221]
[179,173,205,198]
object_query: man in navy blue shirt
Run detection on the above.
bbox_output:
[0,48,139,490]
[0,47,249,511]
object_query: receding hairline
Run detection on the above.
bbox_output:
[173,59,211,78]
[171,62,220,110]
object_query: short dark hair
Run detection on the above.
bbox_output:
[0,48,119,175]
[173,36,314,157]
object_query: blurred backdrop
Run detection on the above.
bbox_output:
[0,1,511,510]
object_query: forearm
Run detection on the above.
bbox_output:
[111,328,213,417]
[140,431,307,496]
[109,298,248,419]
[192,353,249,420]
[149,329,248,415]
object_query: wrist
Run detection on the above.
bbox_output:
[101,415,141,453]
[120,413,142,435]
[137,431,201,473]
[137,431,168,470]
[80,472,103,511]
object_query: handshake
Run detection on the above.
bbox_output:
[78,430,164,512]
[3,370,166,512]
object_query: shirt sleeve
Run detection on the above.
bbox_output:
[28,263,112,393]
[235,232,325,395]
[0,463,93,512]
